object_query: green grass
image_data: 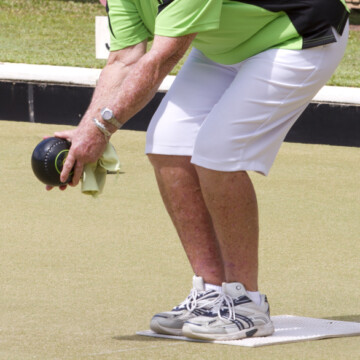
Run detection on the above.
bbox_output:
[0,0,360,85]
[1,120,359,360]
[329,9,360,87]
[0,0,108,68]
[328,23,360,87]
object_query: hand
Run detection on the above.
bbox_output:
[53,120,108,187]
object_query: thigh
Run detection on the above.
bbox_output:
[145,48,236,156]
[191,24,349,175]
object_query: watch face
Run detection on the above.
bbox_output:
[101,108,113,121]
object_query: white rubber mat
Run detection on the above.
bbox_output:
[137,315,360,347]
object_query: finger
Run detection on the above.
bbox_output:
[46,184,67,191]
[70,160,84,186]
[60,151,76,183]
[54,130,74,142]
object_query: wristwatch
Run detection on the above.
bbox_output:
[100,107,122,129]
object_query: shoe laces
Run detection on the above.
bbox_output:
[213,293,236,321]
[185,288,219,312]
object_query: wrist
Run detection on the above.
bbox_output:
[89,107,123,141]
[92,117,111,141]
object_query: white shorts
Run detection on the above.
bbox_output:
[145,23,349,175]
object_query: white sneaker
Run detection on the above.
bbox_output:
[182,282,274,341]
[150,276,221,336]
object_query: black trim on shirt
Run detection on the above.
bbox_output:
[232,0,349,49]
[158,0,175,14]
[106,1,116,39]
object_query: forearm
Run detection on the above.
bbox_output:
[83,34,196,133]
[87,61,132,119]
[110,55,166,125]
[79,41,147,131]
[55,34,195,185]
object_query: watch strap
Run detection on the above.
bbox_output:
[106,116,122,129]
[93,118,111,140]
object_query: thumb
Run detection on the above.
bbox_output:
[60,149,76,184]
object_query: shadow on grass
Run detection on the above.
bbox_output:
[323,314,360,323]
[113,314,360,342]
[57,0,101,4]
[113,335,170,342]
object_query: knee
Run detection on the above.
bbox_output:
[147,154,198,184]
[147,154,165,169]
[147,154,192,169]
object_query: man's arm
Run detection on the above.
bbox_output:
[108,33,197,125]
[56,33,196,186]
[86,40,148,123]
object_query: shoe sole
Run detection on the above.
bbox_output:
[182,322,275,341]
[150,318,183,336]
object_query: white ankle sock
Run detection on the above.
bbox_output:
[247,290,261,306]
[205,283,222,293]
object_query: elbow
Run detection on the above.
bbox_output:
[106,41,147,68]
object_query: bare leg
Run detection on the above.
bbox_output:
[195,166,259,291]
[148,154,225,285]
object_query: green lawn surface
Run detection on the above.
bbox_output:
[0,0,360,86]
[1,120,359,359]
[1,3,359,358]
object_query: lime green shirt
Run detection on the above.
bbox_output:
[107,0,349,65]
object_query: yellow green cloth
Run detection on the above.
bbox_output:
[81,143,121,197]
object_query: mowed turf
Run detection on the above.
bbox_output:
[1,120,359,360]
